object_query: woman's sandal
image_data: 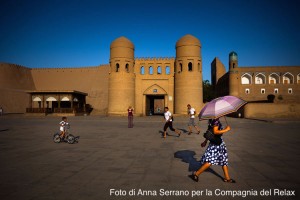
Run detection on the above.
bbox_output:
[223,178,236,183]
[191,172,199,182]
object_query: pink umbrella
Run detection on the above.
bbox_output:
[199,96,247,120]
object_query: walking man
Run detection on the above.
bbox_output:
[187,104,200,135]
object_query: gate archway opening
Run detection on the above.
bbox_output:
[145,95,165,116]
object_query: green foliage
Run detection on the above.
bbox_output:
[203,80,215,102]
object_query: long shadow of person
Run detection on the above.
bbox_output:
[158,130,178,137]
[178,128,189,134]
[159,129,189,138]
[174,150,223,181]
[174,150,200,171]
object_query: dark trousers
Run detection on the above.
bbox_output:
[164,121,175,131]
[128,115,133,128]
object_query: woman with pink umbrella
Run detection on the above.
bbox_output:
[191,96,246,183]
[191,117,234,183]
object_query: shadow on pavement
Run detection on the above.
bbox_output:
[174,150,224,181]
[174,150,201,172]
[178,128,189,133]
[158,130,179,138]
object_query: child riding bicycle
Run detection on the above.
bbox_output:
[59,116,69,139]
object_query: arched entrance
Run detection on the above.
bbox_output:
[146,95,164,115]
[143,84,167,116]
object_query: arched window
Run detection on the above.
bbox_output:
[125,63,129,73]
[140,66,145,75]
[46,97,57,101]
[61,97,70,101]
[188,62,193,71]
[198,63,201,72]
[255,73,266,84]
[157,66,161,74]
[269,73,280,84]
[283,72,294,84]
[116,63,120,72]
[297,73,300,84]
[241,73,252,84]
[180,63,183,72]
[33,97,42,101]
[149,66,153,75]
[166,66,170,75]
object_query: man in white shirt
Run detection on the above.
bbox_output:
[163,107,181,138]
[187,104,200,135]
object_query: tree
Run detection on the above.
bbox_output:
[203,80,215,103]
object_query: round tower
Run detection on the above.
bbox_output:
[174,34,203,114]
[228,51,239,97]
[108,36,135,115]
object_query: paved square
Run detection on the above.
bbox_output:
[0,115,299,200]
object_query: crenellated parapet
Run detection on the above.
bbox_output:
[31,64,108,70]
[0,62,109,70]
[135,57,175,61]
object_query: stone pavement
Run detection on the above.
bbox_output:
[0,115,299,200]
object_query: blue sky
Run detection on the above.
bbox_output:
[0,0,299,81]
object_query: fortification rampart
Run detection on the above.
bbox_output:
[0,63,35,113]
[0,63,110,114]
[31,65,109,114]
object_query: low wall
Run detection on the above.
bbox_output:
[244,103,300,118]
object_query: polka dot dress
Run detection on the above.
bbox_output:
[200,140,229,166]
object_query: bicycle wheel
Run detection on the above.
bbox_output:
[53,133,61,143]
[67,134,75,144]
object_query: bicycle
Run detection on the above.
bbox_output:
[53,124,79,144]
